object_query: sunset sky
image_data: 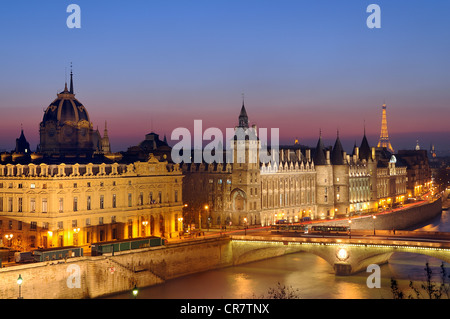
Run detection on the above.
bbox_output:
[0,0,449,153]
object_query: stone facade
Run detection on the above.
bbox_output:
[181,105,411,225]
[0,155,183,250]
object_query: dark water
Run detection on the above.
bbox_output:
[108,209,450,299]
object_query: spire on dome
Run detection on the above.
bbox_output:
[69,63,74,94]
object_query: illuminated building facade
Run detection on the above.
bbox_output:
[0,157,183,250]
[0,74,183,251]
[397,150,432,198]
[376,154,407,209]
[182,104,408,226]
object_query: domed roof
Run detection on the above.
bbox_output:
[41,72,91,126]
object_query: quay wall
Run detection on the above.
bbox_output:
[317,199,443,230]
[0,237,232,299]
[0,199,442,299]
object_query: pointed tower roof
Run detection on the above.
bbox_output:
[331,132,345,165]
[103,121,109,137]
[313,132,327,165]
[238,101,249,128]
[15,128,31,153]
[359,133,372,161]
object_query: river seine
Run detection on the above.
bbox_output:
[108,209,450,299]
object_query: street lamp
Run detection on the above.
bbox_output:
[200,205,209,232]
[132,284,138,299]
[243,217,248,235]
[17,274,23,299]
[348,219,352,239]
[73,228,80,246]
[372,215,377,236]
[178,217,184,236]
[142,221,148,237]
[5,234,13,247]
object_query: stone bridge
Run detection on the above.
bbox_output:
[231,233,450,275]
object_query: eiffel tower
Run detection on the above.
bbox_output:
[377,103,394,153]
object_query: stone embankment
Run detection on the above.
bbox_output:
[0,199,442,299]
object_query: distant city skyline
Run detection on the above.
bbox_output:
[0,1,449,154]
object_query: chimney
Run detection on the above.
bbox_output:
[296,149,301,162]
[326,150,330,164]
[306,149,311,162]
[252,124,257,137]
[286,149,291,162]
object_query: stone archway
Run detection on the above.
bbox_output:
[231,188,247,212]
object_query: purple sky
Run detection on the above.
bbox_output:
[0,1,449,154]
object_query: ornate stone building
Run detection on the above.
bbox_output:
[376,153,407,209]
[0,156,183,250]
[260,149,316,225]
[182,104,409,226]
[397,150,432,198]
[0,73,183,251]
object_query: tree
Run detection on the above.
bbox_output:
[391,262,450,299]
[261,282,301,299]
[390,278,404,299]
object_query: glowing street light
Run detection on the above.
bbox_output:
[5,234,13,247]
[132,284,139,299]
[17,274,23,299]
[348,219,352,238]
[142,221,148,237]
[178,217,184,235]
[372,215,377,236]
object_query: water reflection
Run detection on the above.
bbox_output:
[107,210,450,299]
[413,209,450,232]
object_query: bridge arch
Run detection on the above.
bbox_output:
[231,236,450,276]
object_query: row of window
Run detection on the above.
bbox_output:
[0,197,47,213]
[0,189,179,213]
[262,190,315,208]
[0,216,117,232]
[262,178,315,190]
[0,180,135,189]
